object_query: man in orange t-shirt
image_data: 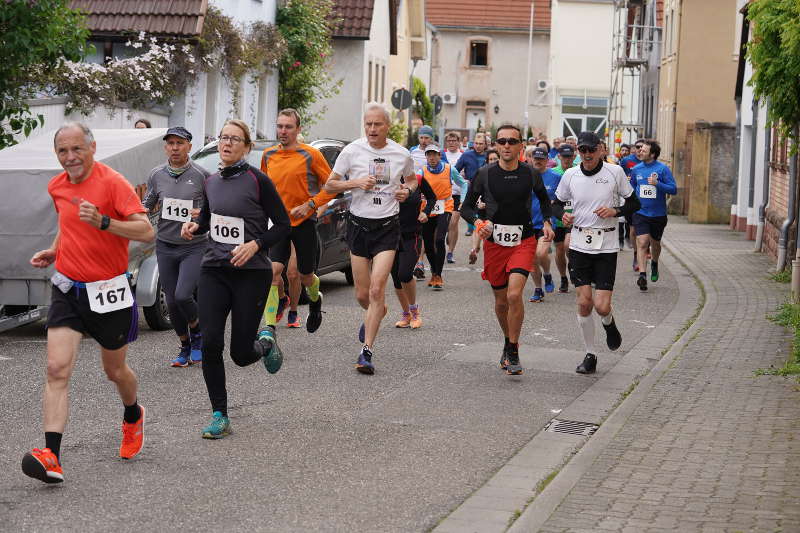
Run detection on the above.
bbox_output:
[260,108,336,334]
[21,123,154,485]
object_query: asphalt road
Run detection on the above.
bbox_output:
[0,225,678,532]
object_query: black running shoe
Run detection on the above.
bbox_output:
[356,346,375,374]
[576,353,597,374]
[602,317,622,351]
[637,273,648,291]
[505,350,523,375]
[559,277,569,293]
[306,292,323,333]
[413,266,425,280]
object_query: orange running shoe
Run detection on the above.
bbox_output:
[410,307,422,329]
[395,312,411,328]
[21,448,63,484]
[430,275,444,290]
[120,405,145,459]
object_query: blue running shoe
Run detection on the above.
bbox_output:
[202,411,231,439]
[258,326,283,374]
[358,322,365,343]
[171,345,190,367]
[544,274,555,293]
[189,332,202,364]
[529,288,544,303]
[356,346,375,375]
[446,251,455,264]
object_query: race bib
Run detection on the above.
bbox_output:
[431,199,446,215]
[369,160,391,187]
[161,197,193,222]
[581,228,604,251]
[493,224,523,247]
[86,274,133,314]
[640,184,657,199]
[210,213,244,245]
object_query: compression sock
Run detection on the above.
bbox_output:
[263,285,280,327]
[306,274,321,302]
[123,401,141,424]
[577,314,596,354]
[45,432,62,460]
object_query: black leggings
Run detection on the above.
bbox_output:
[422,212,451,276]
[391,232,422,289]
[156,240,203,337]
[198,267,272,415]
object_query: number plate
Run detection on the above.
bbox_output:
[640,184,657,199]
[86,274,133,314]
[582,228,603,250]
[493,224,523,247]
[210,213,245,244]
[431,199,446,215]
[161,197,193,222]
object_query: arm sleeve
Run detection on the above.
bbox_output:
[419,177,437,216]
[255,174,291,249]
[551,198,566,220]
[618,193,641,217]
[142,169,159,210]
[450,165,468,192]
[657,166,678,195]
[460,169,484,224]
[309,151,338,207]
[455,154,466,172]
[196,181,211,234]
[532,170,553,221]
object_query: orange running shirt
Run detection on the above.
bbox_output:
[48,162,146,282]
[422,163,455,214]
[260,143,337,226]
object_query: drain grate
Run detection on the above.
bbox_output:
[544,419,599,436]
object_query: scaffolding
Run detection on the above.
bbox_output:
[608,0,661,153]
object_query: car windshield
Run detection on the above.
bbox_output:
[191,140,278,173]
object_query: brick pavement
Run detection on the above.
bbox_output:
[538,220,800,532]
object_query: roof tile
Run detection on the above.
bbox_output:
[69,0,207,37]
[331,0,375,39]
[426,0,550,31]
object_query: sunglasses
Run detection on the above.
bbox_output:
[495,138,521,146]
[578,146,598,153]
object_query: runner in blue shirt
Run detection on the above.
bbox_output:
[630,139,677,291]
[618,139,644,271]
[455,133,487,236]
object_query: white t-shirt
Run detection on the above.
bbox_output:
[409,146,428,174]
[444,150,464,195]
[333,137,415,219]
[555,162,634,254]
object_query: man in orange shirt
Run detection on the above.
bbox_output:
[22,123,154,484]
[260,109,336,334]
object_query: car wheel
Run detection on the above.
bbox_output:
[143,279,172,330]
[343,266,354,286]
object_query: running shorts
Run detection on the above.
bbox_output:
[452,194,461,212]
[482,235,537,290]
[632,213,668,241]
[553,226,569,243]
[269,218,320,275]
[346,214,400,259]
[568,249,618,291]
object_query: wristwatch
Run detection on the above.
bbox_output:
[100,215,111,230]
[308,199,316,209]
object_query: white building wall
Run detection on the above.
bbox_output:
[734,57,768,230]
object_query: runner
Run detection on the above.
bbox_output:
[620,139,644,269]
[443,131,464,264]
[630,139,676,291]
[551,144,576,292]
[23,122,155,483]
[324,103,417,374]
[460,125,554,375]
[260,108,335,333]
[552,131,641,374]
[142,127,208,367]
[553,143,578,176]
[181,119,291,439]
[455,133,488,236]
[468,149,499,264]
[409,125,435,172]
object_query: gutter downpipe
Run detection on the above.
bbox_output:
[790,131,800,301]
[731,97,742,227]
[779,125,798,271]
[747,97,758,236]
[755,99,771,252]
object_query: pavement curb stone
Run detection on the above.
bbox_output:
[432,237,702,533]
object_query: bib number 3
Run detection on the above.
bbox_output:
[582,228,604,250]
[86,274,133,314]
[493,224,523,247]
[431,199,446,215]
[210,213,244,245]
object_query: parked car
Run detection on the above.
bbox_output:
[191,138,354,284]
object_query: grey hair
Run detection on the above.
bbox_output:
[363,102,391,123]
[54,122,94,147]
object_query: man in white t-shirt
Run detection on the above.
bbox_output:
[443,131,465,263]
[554,131,641,375]
[325,102,417,375]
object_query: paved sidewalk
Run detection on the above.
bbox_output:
[524,219,800,532]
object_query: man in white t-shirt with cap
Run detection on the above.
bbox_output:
[553,131,641,375]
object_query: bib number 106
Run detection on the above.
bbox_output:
[213,225,240,240]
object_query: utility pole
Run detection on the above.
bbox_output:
[523,1,535,138]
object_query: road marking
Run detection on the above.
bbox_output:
[631,319,656,328]
[0,356,12,360]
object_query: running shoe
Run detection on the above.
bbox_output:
[559,277,569,293]
[576,353,597,374]
[171,344,191,367]
[356,346,375,374]
[602,317,622,351]
[468,249,478,265]
[637,273,648,292]
[286,311,301,328]
[446,251,455,264]
[358,322,365,343]
[258,326,283,374]
[410,307,422,329]
[306,292,323,333]
[275,295,290,323]
[651,261,659,282]
[529,288,544,303]
[505,350,523,375]
[395,312,411,328]
[202,411,231,439]
[430,274,444,290]
[500,346,508,370]
[544,274,555,293]
[465,229,473,236]
[413,262,425,280]
[120,405,145,459]
[21,448,63,484]
[189,332,202,364]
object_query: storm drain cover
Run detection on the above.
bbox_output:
[544,419,599,436]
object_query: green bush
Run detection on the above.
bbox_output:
[760,301,800,377]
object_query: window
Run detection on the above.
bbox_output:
[469,41,488,67]
[560,96,608,137]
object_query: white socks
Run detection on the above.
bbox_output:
[600,310,613,326]
[577,314,595,354]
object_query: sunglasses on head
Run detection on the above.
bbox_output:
[495,138,521,146]
[577,145,598,153]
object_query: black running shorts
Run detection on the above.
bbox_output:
[567,249,618,291]
[269,218,320,275]
[346,214,400,259]
[553,226,569,243]
[632,213,668,241]
[47,283,138,350]
[452,194,461,212]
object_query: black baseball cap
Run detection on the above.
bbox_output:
[163,126,192,142]
[577,131,600,148]
[532,147,548,159]
[559,144,575,157]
